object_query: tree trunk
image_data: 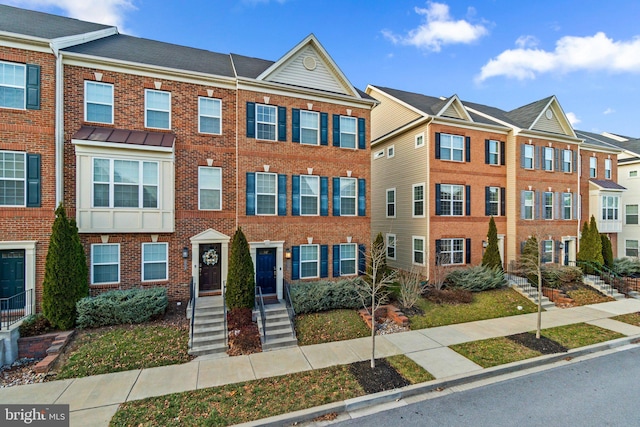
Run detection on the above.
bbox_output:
[536,267,542,339]
[371,292,376,368]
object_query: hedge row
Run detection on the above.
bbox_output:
[76,287,168,328]
[289,279,369,314]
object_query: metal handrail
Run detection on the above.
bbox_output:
[222,280,228,347]
[283,281,297,339]
[504,269,540,302]
[189,277,196,346]
[255,286,266,343]
[568,260,621,296]
[0,288,32,330]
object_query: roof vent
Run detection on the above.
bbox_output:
[303,56,317,71]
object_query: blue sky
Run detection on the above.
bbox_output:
[4,0,640,137]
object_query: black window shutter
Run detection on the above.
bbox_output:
[333,245,340,277]
[520,241,526,254]
[465,185,471,216]
[277,106,287,141]
[246,102,255,138]
[358,118,366,149]
[435,239,442,265]
[292,175,300,216]
[358,178,366,216]
[292,108,300,143]
[573,150,578,173]
[485,186,490,216]
[500,141,505,165]
[435,133,441,159]
[26,153,41,207]
[320,177,328,216]
[320,245,328,278]
[358,244,366,275]
[485,140,490,164]
[521,144,526,168]
[465,238,471,264]
[500,187,506,216]
[435,184,442,215]
[554,148,560,171]
[278,174,287,216]
[332,114,340,146]
[332,177,340,216]
[26,64,40,110]
[465,136,471,162]
[320,112,328,145]
[291,246,300,280]
[245,172,255,215]
[554,240,561,263]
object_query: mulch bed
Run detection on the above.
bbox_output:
[348,359,410,393]
[506,332,568,354]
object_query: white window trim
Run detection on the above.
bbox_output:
[256,103,277,141]
[300,243,319,279]
[90,243,120,285]
[339,115,357,149]
[84,81,114,124]
[300,110,319,145]
[601,195,619,221]
[386,233,396,260]
[524,145,534,169]
[0,61,26,110]
[141,242,169,282]
[386,188,396,218]
[542,240,554,264]
[488,140,500,165]
[198,97,222,135]
[605,158,612,179]
[440,184,464,216]
[198,166,222,211]
[543,147,554,171]
[300,174,320,216]
[488,186,500,216]
[339,243,357,277]
[563,192,572,220]
[439,238,465,266]
[145,89,171,129]
[440,133,464,162]
[256,172,277,216]
[387,145,395,158]
[412,183,425,218]
[590,156,597,178]
[412,236,425,266]
[415,132,425,148]
[0,150,27,207]
[92,158,159,209]
[374,150,384,160]
[625,204,639,225]
[625,240,639,257]
[543,191,554,220]
[562,149,572,173]
[629,170,638,178]
[524,190,534,220]
[339,177,357,216]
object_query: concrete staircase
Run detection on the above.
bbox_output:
[187,296,228,358]
[583,274,625,300]
[506,275,556,310]
[255,302,298,352]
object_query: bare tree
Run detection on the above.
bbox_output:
[397,267,427,310]
[355,236,397,368]
[430,251,451,291]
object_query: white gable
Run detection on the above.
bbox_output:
[190,228,230,243]
[436,96,472,122]
[258,35,358,97]
[530,98,575,137]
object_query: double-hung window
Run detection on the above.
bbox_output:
[93,158,158,208]
[91,243,119,284]
[488,186,500,216]
[340,243,357,276]
[563,193,572,220]
[413,237,425,265]
[523,190,534,220]
[605,159,612,179]
[626,240,639,257]
[562,149,572,173]
[439,238,464,265]
[543,192,554,219]
[543,147,554,171]
[523,145,534,169]
[0,61,25,109]
[300,244,319,278]
[300,175,319,215]
[198,166,222,210]
[488,140,500,165]
[339,177,357,216]
[602,195,619,221]
[256,172,277,215]
[415,133,424,148]
[145,89,170,129]
[386,188,396,218]
[0,151,25,206]
[300,111,319,145]
[440,133,464,161]
[85,81,113,124]
[386,234,396,259]
[440,184,464,216]
[542,240,553,263]
[339,116,357,148]
[413,184,424,217]
[626,205,638,225]
[142,242,168,281]
[199,97,221,134]
[590,157,597,178]
[256,104,277,141]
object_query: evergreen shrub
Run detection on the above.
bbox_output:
[445,265,506,292]
[289,279,369,314]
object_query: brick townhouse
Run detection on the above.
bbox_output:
[367,85,622,279]
[0,5,375,319]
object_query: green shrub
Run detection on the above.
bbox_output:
[225,228,255,310]
[289,279,368,314]
[541,265,583,289]
[19,314,54,337]
[76,287,168,328]
[445,265,506,292]
[614,258,640,277]
[601,234,614,268]
[482,217,502,270]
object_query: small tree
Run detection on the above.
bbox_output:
[397,267,426,310]
[225,228,255,310]
[42,204,85,330]
[482,216,502,270]
[355,238,396,368]
[520,235,543,338]
[367,232,387,281]
[601,234,614,268]
[577,216,603,267]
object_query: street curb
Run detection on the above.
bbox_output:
[236,334,640,426]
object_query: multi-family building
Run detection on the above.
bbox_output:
[367,85,622,279]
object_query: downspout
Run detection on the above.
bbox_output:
[52,43,64,208]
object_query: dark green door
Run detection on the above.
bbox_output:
[0,250,25,299]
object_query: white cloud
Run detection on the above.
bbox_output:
[603,107,615,115]
[515,35,538,49]
[477,32,640,82]
[383,2,488,52]
[565,112,581,126]
[5,0,136,32]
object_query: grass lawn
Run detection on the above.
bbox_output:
[612,312,640,326]
[54,324,191,379]
[295,309,370,346]
[110,355,431,427]
[566,287,614,306]
[450,323,624,368]
[409,288,537,329]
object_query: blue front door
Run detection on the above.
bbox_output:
[256,248,276,295]
[1,250,25,301]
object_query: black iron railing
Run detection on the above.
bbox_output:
[1,288,33,330]
[283,281,297,339]
[568,260,622,297]
[222,280,228,347]
[255,286,266,343]
[189,277,196,346]
[504,267,541,302]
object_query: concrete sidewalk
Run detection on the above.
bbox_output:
[2,298,640,426]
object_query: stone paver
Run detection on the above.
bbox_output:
[407,347,482,378]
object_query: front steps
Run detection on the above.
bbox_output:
[583,274,626,300]
[255,302,298,352]
[188,296,228,358]
[506,275,556,310]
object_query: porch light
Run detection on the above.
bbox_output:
[558,242,564,250]
[482,240,488,248]
[182,246,189,271]
[285,248,291,259]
